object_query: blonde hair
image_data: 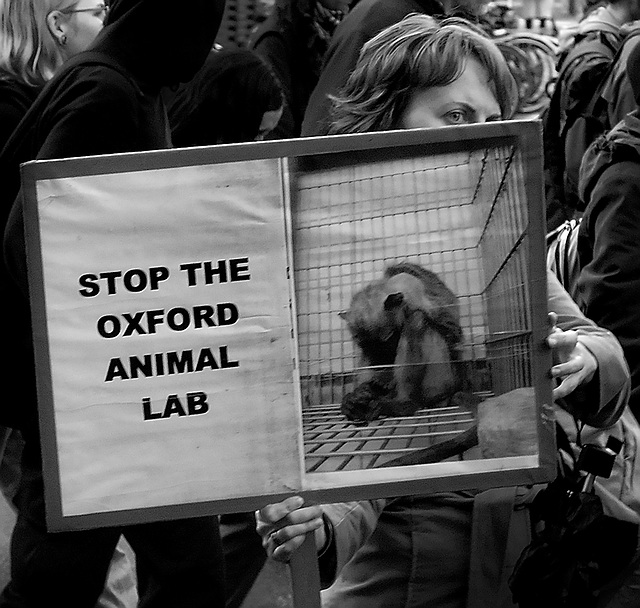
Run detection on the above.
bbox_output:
[0,0,77,86]
[328,14,518,135]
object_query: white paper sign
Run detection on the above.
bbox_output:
[32,158,302,520]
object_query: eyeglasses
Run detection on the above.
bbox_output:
[61,3,109,21]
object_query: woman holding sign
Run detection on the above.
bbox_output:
[0,0,228,607]
[255,14,640,608]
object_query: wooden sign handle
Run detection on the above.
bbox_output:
[290,532,321,608]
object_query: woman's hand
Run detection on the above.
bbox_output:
[547,312,598,400]
[255,496,326,562]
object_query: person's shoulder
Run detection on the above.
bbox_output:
[0,75,38,96]
[334,0,427,37]
[614,22,640,63]
[349,0,433,17]
[0,77,37,113]
[70,61,139,92]
[47,60,142,111]
[334,0,443,40]
[0,78,39,150]
[579,6,622,33]
[0,76,33,94]
[620,19,640,39]
[584,147,640,214]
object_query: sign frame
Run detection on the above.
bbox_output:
[21,119,555,532]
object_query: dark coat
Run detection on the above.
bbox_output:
[0,77,38,152]
[577,111,640,420]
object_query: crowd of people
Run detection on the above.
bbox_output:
[2,0,640,606]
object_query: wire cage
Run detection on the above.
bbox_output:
[289,128,546,475]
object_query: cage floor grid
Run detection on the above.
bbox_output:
[303,403,477,472]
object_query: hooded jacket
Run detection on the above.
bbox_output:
[1,0,224,213]
[0,0,225,432]
[168,47,283,146]
[599,23,640,131]
[577,111,640,420]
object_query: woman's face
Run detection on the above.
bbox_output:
[399,57,502,129]
[56,1,107,58]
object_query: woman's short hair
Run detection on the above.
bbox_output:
[0,0,74,86]
[328,14,518,135]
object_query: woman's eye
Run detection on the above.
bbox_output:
[445,110,467,124]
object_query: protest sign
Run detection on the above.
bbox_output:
[22,121,555,532]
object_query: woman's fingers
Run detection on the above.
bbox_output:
[255,496,325,561]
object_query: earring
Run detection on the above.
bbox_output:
[59,34,67,46]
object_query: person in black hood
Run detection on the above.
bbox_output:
[0,1,227,606]
[168,47,285,146]
[577,40,640,424]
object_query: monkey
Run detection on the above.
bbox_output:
[339,262,470,422]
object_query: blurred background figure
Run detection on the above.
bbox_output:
[168,47,284,146]
[478,0,521,33]
[519,0,558,33]
[250,0,351,138]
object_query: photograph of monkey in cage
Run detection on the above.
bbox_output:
[289,129,549,477]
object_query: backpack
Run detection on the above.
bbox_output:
[543,27,623,228]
